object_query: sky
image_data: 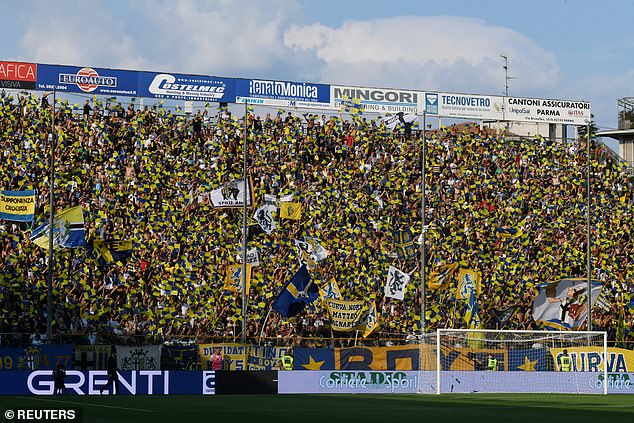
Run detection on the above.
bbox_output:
[1,0,632,151]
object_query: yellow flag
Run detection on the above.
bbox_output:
[224,264,252,293]
[280,201,302,220]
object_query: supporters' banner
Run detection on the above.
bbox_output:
[504,96,591,125]
[0,190,35,222]
[90,239,133,265]
[246,345,289,370]
[236,78,330,110]
[138,71,235,103]
[491,305,518,329]
[332,85,419,114]
[319,278,342,301]
[532,278,604,330]
[384,266,410,300]
[73,345,111,371]
[294,238,328,268]
[224,264,252,293]
[424,92,504,120]
[361,300,379,338]
[272,265,319,318]
[439,347,549,372]
[36,64,138,96]
[427,262,459,290]
[393,228,416,260]
[199,344,248,370]
[594,288,612,313]
[236,247,260,267]
[253,205,276,234]
[549,347,634,373]
[29,206,86,249]
[0,345,73,371]
[0,61,37,90]
[280,201,301,220]
[116,345,161,371]
[209,178,254,208]
[161,345,198,370]
[325,299,365,332]
[382,112,418,130]
[456,268,480,300]
[336,346,421,371]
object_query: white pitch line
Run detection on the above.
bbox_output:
[15,396,154,413]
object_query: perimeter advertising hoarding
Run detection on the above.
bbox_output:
[0,370,214,395]
[236,78,330,110]
[505,96,591,125]
[278,370,422,394]
[36,64,138,96]
[0,61,36,90]
[424,92,504,120]
[138,71,235,103]
[331,85,419,113]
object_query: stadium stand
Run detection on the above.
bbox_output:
[0,91,632,349]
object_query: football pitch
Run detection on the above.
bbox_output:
[1,394,633,423]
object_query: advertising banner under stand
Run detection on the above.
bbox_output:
[236,78,330,110]
[331,85,420,114]
[0,61,37,90]
[424,92,504,120]
[36,64,138,96]
[138,71,235,103]
[504,96,591,125]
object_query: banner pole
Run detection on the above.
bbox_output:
[46,89,56,341]
[420,112,427,336]
[241,100,248,344]
[586,121,592,331]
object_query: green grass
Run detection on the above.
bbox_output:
[1,394,633,423]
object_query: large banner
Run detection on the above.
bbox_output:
[161,345,198,370]
[532,278,604,330]
[116,345,161,370]
[36,64,138,95]
[0,190,35,222]
[0,370,211,395]
[236,78,330,110]
[505,96,591,125]
[294,346,424,371]
[331,85,419,114]
[199,343,248,370]
[324,299,365,332]
[246,345,289,370]
[279,370,421,394]
[72,345,111,370]
[209,178,254,209]
[424,92,504,120]
[0,345,72,371]
[138,71,235,103]
[0,61,37,90]
[550,347,634,373]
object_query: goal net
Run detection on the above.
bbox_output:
[435,329,608,394]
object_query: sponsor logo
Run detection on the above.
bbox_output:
[59,67,117,93]
[426,93,438,114]
[318,371,417,392]
[509,107,530,114]
[27,370,170,395]
[148,74,226,100]
[333,87,417,104]
[441,95,490,108]
[249,80,318,100]
[568,109,585,117]
[0,62,36,81]
[590,373,634,391]
[203,371,215,395]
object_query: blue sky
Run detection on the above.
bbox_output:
[1,0,632,149]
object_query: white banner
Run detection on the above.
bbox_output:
[237,247,260,267]
[423,92,504,120]
[209,178,253,209]
[331,85,419,114]
[116,345,161,370]
[253,205,276,234]
[505,97,591,125]
[384,265,410,300]
[278,371,421,394]
[532,278,603,330]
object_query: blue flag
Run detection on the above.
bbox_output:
[273,265,319,317]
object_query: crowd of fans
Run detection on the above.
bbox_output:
[0,90,632,347]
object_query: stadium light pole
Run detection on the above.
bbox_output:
[241,100,248,344]
[586,120,592,331]
[420,112,427,336]
[46,89,56,340]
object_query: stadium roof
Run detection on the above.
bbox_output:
[597,129,634,140]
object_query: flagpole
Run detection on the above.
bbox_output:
[258,303,274,345]
[46,89,56,340]
[241,100,248,344]
[420,112,427,337]
[586,121,592,331]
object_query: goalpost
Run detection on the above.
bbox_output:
[434,329,608,394]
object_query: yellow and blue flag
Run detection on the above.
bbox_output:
[29,206,86,249]
[0,190,35,222]
[273,265,318,317]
